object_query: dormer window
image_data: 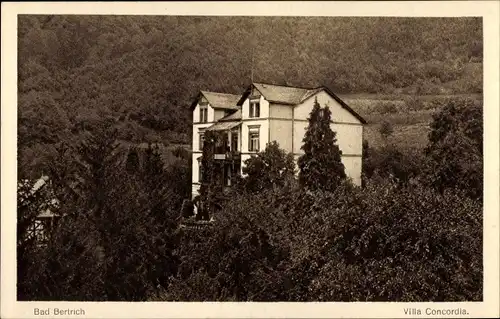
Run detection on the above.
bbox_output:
[249,100,260,118]
[199,105,208,123]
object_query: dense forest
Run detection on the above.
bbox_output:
[18,15,482,178]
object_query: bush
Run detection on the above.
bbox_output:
[305,179,482,301]
[181,199,194,218]
[159,177,482,301]
[362,142,425,185]
[238,141,295,194]
[171,145,190,161]
[378,121,394,140]
[424,97,482,198]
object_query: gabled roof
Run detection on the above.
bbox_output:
[190,91,240,110]
[321,86,367,124]
[219,109,242,122]
[237,82,367,124]
[237,82,322,106]
[255,82,323,105]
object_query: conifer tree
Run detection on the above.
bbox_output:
[125,147,141,174]
[198,130,224,220]
[298,98,346,192]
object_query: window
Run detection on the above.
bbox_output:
[231,130,239,152]
[199,132,205,151]
[249,101,260,118]
[248,127,260,152]
[199,106,208,123]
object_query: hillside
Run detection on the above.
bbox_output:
[17,16,483,177]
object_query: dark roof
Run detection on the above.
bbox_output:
[206,121,241,131]
[254,83,323,105]
[237,82,367,124]
[237,82,322,106]
[190,91,240,110]
[219,109,241,122]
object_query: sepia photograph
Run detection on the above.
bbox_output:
[2,1,499,319]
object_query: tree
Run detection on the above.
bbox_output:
[18,124,180,300]
[379,120,394,140]
[239,141,295,193]
[125,147,141,173]
[298,98,346,192]
[424,98,482,198]
[198,130,225,220]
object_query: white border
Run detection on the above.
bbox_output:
[2,2,499,318]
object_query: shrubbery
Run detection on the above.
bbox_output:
[160,177,482,301]
[237,141,296,194]
[158,97,483,301]
[18,96,483,302]
[18,126,184,301]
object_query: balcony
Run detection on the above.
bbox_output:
[214,148,241,161]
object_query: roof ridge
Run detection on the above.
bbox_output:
[201,90,241,97]
[253,82,320,91]
[299,86,325,102]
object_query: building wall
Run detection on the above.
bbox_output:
[342,156,362,186]
[240,93,270,174]
[292,122,363,155]
[213,109,226,122]
[192,123,213,152]
[240,119,269,154]
[192,183,201,199]
[269,119,293,152]
[240,90,271,156]
[269,102,293,118]
[192,102,216,123]
[192,98,213,196]
[192,152,203,183]
[241,94,270,120]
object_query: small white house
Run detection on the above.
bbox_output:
[19,176,60,244]
[190,82,366,198]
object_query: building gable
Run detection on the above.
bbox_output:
[294,89,364,124]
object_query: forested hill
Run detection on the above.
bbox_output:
[18,15,482,152]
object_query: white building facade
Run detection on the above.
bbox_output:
[191,82,366,198]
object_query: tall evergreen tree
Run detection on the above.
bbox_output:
[198,130,224,220]
[298,98,346,192]
[125,147,141,174]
